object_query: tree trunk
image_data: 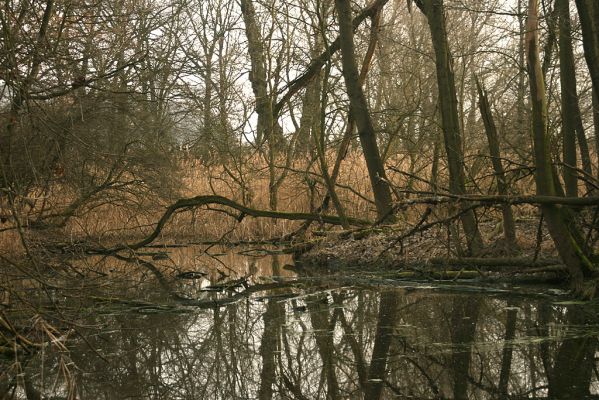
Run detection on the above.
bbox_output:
[516,0,529,155]
[526,0,597,297]
[316,63,350,229]
[335,0,395,223]
[475,77,517,246]
[239,0,273,146]
[558,0,578,197]
[575,0,599,97]
[593,87,599,179]
[239,0,281,210]
[558,0,593,195]
[419,0,484,255]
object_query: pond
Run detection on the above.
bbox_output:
[1,246,598,399]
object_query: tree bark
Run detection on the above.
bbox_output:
[335,0,395,223]
[325,9,381,212]
[418,0,484,255]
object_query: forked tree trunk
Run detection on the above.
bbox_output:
[418,0,484,255]
[475,77,517,245]
[526,0,597,297]
[335,0,395,223]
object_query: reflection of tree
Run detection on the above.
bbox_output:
[498,300,517,397]
[258,298,284,399]
[258,255,286,400]
[449,296,480,400]
[306,293,339,399]
[548,307,597,399]
[15,283,599,399]
[364,290,399,400]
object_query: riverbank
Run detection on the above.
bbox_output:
[292,217,573,287]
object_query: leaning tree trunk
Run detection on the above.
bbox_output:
[315,63,350,229]
[574,0,599,181]
[418,0,484,255]
[575,0,599,97]
[335,0,395,223]
[558,0,593,195]
[526,0,597,297]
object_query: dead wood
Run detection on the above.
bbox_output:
[101,195,369,253]
[428,257,563,269]
[394,194,599,208]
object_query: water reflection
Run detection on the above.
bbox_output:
[2,252,599,399]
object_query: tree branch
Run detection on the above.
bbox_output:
[273,0,390,117]
[105,195,370,252]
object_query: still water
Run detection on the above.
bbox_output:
[2,246,599,399]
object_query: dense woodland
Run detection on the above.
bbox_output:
[3,0,599,398]
[1,0,599,293]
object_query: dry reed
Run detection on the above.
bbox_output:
[0,147,546,250]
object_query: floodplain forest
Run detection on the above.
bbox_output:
[1,0,599,398]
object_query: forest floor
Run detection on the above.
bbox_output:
[292,216,574,287]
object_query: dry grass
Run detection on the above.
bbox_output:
[0,147,549,250]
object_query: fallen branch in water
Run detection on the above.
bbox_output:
[98,195,370,252]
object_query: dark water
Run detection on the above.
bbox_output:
[2,247,599,399]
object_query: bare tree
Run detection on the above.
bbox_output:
[335,0,395,223]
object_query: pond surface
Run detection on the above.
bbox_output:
[2,246,599,399]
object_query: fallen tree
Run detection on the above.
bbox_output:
[88,193,596,254]
[393,194,599,208]
[102,195,370,252]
